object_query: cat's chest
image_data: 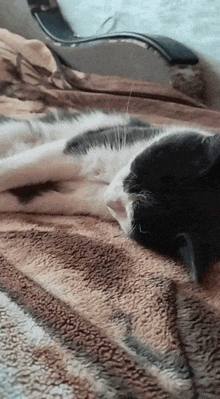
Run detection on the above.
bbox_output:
[79,142,146,184]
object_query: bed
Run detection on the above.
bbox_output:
[0,28,220,398]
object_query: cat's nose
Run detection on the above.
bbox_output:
[106,198,126,215]
[106,194,133,235]
[105,184,133,235]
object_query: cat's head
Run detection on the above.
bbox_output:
[105,129,220,282]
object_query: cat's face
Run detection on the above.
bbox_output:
[105,130,220,282]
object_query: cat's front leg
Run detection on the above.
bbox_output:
[0,180,114,220]
[0,139,81,193]
[0,118,44,158]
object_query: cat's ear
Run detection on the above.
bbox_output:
[200,133,220,175]
[174,232,211,283]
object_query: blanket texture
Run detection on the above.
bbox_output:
[0,29,220,399]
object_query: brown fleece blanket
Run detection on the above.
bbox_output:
[0,28,220,399]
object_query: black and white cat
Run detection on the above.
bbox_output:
[1,109,220,282]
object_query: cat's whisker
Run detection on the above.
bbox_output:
[122,126,126,149]
[125,82,134,115]
[128,223,135,236]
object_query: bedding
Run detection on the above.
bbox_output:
[0,28,220,398]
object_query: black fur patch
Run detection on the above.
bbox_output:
[0,115,17,124]
[124,130,220,281]
[9,181,60,204]
[39,110,80,124]
[64,124,159,155]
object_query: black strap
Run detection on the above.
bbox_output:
[29,1,199,65]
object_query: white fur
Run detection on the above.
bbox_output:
[0,111,134,222]
[0,111,131,159]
